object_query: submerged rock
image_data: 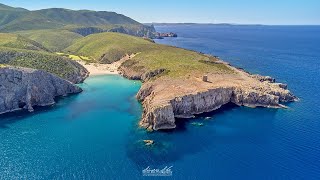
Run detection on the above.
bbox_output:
[143,140,154,146]
[0,67,82,114]
[191,122,204,126]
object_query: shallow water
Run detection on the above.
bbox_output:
[1,25,320,179]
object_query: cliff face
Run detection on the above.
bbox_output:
[138,85,296,130]
[65,60,90,83]
[119,62,297,131]
[70,25,156,38]
[0,67,82,114]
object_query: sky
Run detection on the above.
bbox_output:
[1,0,319,25]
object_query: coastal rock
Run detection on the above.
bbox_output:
[154,32,178,39]
[118,51,297,131]
[65,59,90,83]
[139,84,296,130]
[251,74,275,83]
[143,140,154,146]
[141,68,166,81]
[0,50,89,84]
[118,65,167,82]
[70,25,156,38]
[0,67,82,114]
[128,68,297,131]
[140,99,176,130]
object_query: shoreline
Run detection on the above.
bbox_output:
[77,54,134,76]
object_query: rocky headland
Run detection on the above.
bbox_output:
[119,58,297,131]
[54,31,297,131]
[0,67,82,114]
[154,32,178,39]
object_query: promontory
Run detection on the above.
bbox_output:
[65,32,297,131]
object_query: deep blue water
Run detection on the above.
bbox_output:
[1,25,320,179]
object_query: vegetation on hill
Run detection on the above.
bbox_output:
[64,24,156,37]
[0,33,50,51]
[0,3,27,11]
[0,3,231,81]
[0,3,155,38]
[65,32,153,63]
[0,47,87,82]
[16,29,83,51]
[35,8,140,26]
[66,32,233,77]
[0,3,27,27]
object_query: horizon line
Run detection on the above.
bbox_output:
[144,22,320,26]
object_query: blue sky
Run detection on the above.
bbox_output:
[1,0,319,25]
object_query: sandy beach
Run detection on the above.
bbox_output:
[77,54,134,76]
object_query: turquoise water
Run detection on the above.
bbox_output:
[1,25,320,179]
[0,75,145,179]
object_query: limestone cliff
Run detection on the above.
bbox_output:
[0,67,82,114]
[119,61,297,131]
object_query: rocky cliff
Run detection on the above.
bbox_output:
[0,48,89,84]
[0,67,82,114]
[69,25,156,38]
[119,61,297,131]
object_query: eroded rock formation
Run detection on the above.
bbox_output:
[119,62,297,131]
[0,67,82,114]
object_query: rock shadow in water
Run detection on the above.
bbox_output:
[126,102,278,169]
[125,103,241,167]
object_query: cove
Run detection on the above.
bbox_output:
[0,75,145,179]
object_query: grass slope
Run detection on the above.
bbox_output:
[0,33,50,51]
[66,32,233,77]
[0,4,145,32]
[0,3,27,11]
[0,3,155,39]
[16,29,83,51]
[65,32,152,63]
[0,46,85,81]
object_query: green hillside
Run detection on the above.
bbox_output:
[16,29,83,51]
[36,8,140,26]
[0,4,28,27]
[0,46,87,82]
[0,33,50,51]
[65,32,233,77]
[64,24,156,37]
[65,32,153,63]
[0,3,155,38]
[0,3,27,11]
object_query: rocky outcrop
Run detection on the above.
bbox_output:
[138,83,297,130]
[154,32,178,39]
[251,74,275,83]
[0,49,89,84]
[127,65,298,131]
[116,50,297,131]
[66,59,90,83]
[0,67,82,114]
[70,25,156,38]
[118,64,167,82]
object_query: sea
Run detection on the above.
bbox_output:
[0,25,320,179]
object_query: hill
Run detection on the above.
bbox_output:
[16,29,83,51]
[0,33,50,51]
[0,47,88,83]
[0,3,155,37]
[65,32,153,63]
[65,32,232,76]
[0,3,27,28]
